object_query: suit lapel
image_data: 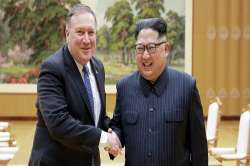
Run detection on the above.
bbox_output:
[63,46,95,122]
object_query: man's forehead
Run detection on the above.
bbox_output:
[136,29,159,43]
[138,28,159,36]
[69,13,96,27]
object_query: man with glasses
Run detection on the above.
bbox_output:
[108,18,208,166]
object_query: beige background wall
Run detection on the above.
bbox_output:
[193,0,250,116]
[0,85,116,118]
[0,93,36,117]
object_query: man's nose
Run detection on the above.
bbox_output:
[142,49,150,59]
[81,33,90,43]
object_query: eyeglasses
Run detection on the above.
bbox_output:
[135,41,166,55]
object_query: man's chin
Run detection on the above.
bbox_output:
[77,56,92,65]
[141,72,154,81]
[80,53,92,59]
[80,51,91,56]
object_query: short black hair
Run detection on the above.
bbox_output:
[135,18,167,39]
[66,4,97,28]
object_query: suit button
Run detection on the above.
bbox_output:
[149,128,152,133]
[148,152,152,157]
[149,108,154,112]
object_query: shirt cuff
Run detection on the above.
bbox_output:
[99,131,108,146]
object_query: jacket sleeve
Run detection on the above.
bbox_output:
[107,83,125,160]
[188,80,208,166]
[38,60,101,153]
[99,62,111,132]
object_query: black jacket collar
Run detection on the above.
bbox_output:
[139,66,168,97]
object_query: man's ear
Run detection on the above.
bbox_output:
[164,42,171,57]
[165,42,171,52]
[65,27,69,42]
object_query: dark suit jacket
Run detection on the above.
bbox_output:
[111,67,208,166]
[29,45,110,166]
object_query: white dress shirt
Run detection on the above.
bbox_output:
[74,60,108,145]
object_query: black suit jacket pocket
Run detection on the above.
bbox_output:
[164,110,186,138]
[165,109,184,123]
[124,112,138,125]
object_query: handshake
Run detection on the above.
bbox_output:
[104,128,122,157]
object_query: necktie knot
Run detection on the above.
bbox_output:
[83,65,90,76]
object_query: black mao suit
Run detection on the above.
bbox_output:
[111,67,208,166]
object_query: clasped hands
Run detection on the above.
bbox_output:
[104,128,122,157]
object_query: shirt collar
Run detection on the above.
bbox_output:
[139,66,168,97]
[74,60,92,76]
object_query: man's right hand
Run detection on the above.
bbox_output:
[104,128,122,157]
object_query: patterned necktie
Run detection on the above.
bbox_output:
[83,65,95,118]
